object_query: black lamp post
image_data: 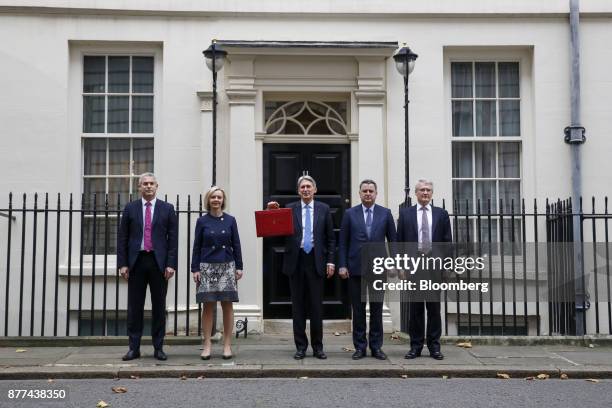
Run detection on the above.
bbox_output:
[202,40,227,336]
[203,40,228,186]
[393,46,418,207]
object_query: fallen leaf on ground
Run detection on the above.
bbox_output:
[456,342,473,348]
[400,375,409,379]
[129,375,140,380]
[180,375,187,380]
[560,373,569,380]
[586,379,600,383]
[111,387,127,394]
[525,376,535,381]
[342,347,355,352]
[96,401,109,408]
[536,373,550,380]
[497,373,511,379]
[15,349,27,353]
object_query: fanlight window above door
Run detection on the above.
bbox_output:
[264,101,348,135]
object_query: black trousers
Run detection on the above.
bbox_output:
[408,301,441,352]
[127,252,168,351]
[289,250,324,352]
[348,276,383,351]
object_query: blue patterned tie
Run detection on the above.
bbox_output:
[304,204,313,254]
[365,208,372,239]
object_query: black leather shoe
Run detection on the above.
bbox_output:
[404,349,422,359]
[122,349,141,361]
[294,350,306,360]
[352,349,367,360]
[371,349,388,360]
[154,349,168,361]
[313,350,327,360]
[430,350,444,360]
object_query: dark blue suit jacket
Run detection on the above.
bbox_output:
[281,200,335,277]
[117,198,178,272]
[397,204,452,244]
[338,204,397,276]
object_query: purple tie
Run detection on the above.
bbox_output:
[144,201,153,251]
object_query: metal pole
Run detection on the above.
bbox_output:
[569,0,585,335]
[212,43,217,187]
[403,73,410,206]
[210,42,218,336]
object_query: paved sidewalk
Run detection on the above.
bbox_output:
[2,334,612,380]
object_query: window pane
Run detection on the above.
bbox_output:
[132,177,139,197]
[475,62,496,98]
[83,139,106,175]
[480,219,497,241]
[453,180,473,213]
[498,143,520,178]
[476,180,497,213]
[83,178,106,208]
[84,217,118,255]
[132,96,153,133]
[451,62,473,98]
[109,178,130,206]
[132,57,154,93]
[475,100,496,136]
[498,62,519,98]
[452,142,473,178]
[500,100,520,136]
[109,139,130,175]
[108,56,130,93]
[499,180,521,213]
[475,142,496,178]
[83,96,105,133]
[108,96,129,133]
[452,101,473,136]
[83,56,105,93]
[455,219,474,243]
[133,138,154,175]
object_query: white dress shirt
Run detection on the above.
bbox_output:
[140,197,157,250]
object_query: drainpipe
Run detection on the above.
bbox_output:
[566,0,587,335]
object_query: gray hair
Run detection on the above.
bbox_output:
[296,175,317,190]
[415,179,433,191]
[138,172,158,185]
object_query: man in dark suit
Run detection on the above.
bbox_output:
[117,172,178,361]
[338,179,396,360]
[267,175,335,359]
[397,179,452,360]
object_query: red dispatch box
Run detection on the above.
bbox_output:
[255,208,294,237]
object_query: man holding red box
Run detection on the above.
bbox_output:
[267,175,336,360]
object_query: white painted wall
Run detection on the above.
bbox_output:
[1,3,611,335]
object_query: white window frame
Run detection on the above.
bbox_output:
[445,48,534,245]
[66,42,162,272]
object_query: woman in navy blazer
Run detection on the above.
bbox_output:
[191,186,243,360]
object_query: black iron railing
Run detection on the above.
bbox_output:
[1,194,611,337]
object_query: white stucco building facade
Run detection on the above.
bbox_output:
[1,0,611,337]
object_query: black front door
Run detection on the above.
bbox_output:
[263,143,351,319]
